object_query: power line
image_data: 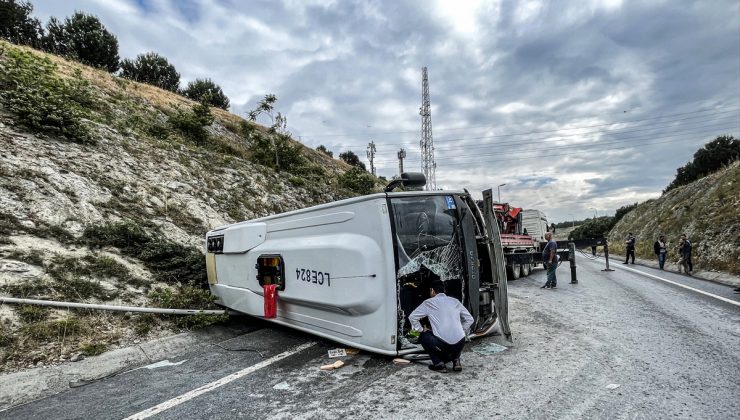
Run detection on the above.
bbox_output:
[371,120,739,164]
[317,106,740,150]
[297,102,740,139]
[374,127,738,167]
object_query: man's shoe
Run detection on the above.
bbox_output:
[540,285,547,289]
[622,262,628,264]
[452,360,462,372]
[428,363,447,373]
[545,286,551,289]
[551,285,557,289]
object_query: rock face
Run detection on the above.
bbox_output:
[607,161,740,275]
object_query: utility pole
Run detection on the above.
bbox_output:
[397,148,406,176]
[366,141,376,176]
[419,67,436,190]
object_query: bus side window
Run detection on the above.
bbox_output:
[257,255,285,291]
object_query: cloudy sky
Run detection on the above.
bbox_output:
[31,0,740,222]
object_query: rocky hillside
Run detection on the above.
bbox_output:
[607,161,740,275]
[0,41,377,371]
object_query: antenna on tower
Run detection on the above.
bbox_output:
[419,67,436,190]
[366,141,376,176]
[397,148,406,177]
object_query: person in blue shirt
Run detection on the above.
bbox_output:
[540,232,558,289]
[409,280,474,373]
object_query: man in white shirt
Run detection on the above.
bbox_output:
[408,280,474,372]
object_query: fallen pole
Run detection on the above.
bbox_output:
[0,297,230,315]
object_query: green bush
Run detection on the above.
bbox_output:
[169,102,213,144]
[81,220,207,286]
[120,52,180,92]
[181,78,229,110]
[80,342,107,356]
[339,151,366,170]
[17,305,49,323]
[339,167,374,195]
[288,176,305,186]
[316,145,333,158]
[0,323,13,347]
[41,12,119,72]
[21,316,88,341]
[0,45,95,143]
[249,132,305,172]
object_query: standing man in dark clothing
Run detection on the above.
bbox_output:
[653,235,667,270]
[409,280,474,373]
[540,232,558,289]
[681,234,693,272]
[624,233,636,264]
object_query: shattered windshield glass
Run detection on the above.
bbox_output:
[391,196,462,281]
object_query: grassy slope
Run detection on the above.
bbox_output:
[607,161,740,274]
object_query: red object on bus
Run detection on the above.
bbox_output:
[264,284,277,318]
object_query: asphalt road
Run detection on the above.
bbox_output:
[2,258,739,419]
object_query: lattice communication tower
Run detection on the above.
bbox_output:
[419,67,436,190]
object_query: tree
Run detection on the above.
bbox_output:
[339,151,366,170]
[316,145,333,158]
[120,52,180,92]
[613,202,637,225]
[568,216,614,241]
[41,12,119,72]
[664,135,740,192]
[182,78,229,110]
[247,94,303,171]
[0,0,43,47]
[692,135,739,175]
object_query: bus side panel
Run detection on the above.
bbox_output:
[209,198,398,354]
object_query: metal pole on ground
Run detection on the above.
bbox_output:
[568,242,578,284]
[602,242,615,272]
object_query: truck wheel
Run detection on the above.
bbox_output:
[507,264,521,280]
[521,264,530,277]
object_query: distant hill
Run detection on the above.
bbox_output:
[607,161,740,275]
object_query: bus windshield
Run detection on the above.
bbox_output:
[390,195,462,282]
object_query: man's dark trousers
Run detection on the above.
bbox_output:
[420,331,465,366]
[625,248,635,263]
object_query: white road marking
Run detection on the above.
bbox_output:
[123,342,316,420]
[615,264,740,307]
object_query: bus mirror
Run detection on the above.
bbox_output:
[385,172,426,192]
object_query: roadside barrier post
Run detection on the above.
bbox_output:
[568,242,577,284]
[602,242,615,272]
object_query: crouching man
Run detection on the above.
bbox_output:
[409,280,474,373]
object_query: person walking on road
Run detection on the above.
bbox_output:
[681,234,694,273]
[540,232,558,289]
[676,237,691,275]
[653,235,667,270]
[409,280,474,373]
[623,233,636,264]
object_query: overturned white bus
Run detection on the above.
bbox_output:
[205,174,511,356]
